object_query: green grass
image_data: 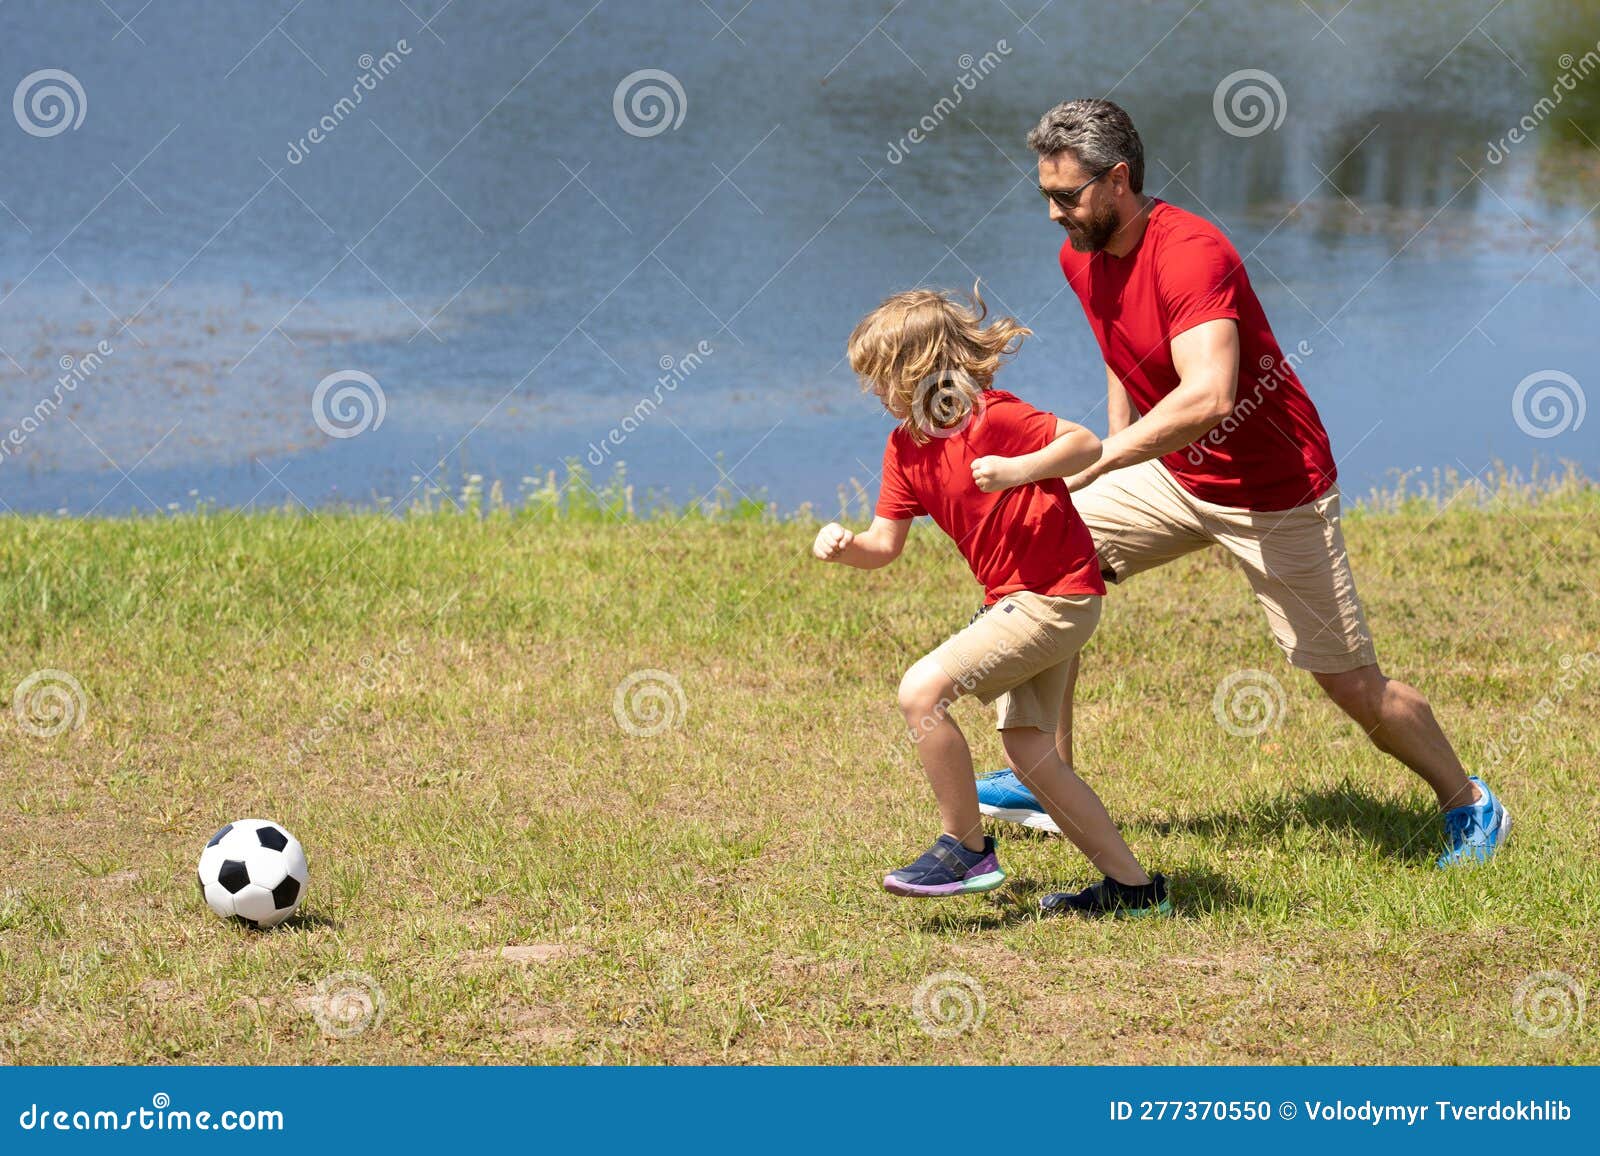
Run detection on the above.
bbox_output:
[1,463,1598,1064]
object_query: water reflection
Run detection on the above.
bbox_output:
[0,0,1594,515]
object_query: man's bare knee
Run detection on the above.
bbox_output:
[1314,664,1387,729]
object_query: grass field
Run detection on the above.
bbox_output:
[2,464,1598,1065]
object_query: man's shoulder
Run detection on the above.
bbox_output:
[1150,200,1239,257]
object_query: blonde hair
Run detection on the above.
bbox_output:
[846,281,1031,443]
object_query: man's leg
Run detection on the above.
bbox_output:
[1217,484,1496,829]
[1312,664,1477,810]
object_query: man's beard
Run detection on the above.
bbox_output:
[1063,198,1121,253]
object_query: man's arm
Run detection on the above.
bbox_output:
[972,418,1101,492]
[969,319,1238,493]
[1106,363,1135,437]
[1066,318,1239,489]
[812,515,912,569]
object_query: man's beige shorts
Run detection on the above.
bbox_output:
[930,591,1102,732]
[1074,459,1378,674]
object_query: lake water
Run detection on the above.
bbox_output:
[1,0,1596,515]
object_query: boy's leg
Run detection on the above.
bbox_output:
[1054,653,1080,767]
[1002,726,1149,886]
[897,656,984,852]
[986,461,1206,793]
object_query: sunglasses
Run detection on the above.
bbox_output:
[1037,165,1113,211]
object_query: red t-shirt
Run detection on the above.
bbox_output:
[1060,199,1336,511]
[875,389,1106,604]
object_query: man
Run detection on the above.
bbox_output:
[971,98,1508,879]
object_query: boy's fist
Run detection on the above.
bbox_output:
[813,522,853,561]
[971,455,1025,493]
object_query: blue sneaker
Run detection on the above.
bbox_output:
[883,834,1005,898]
[976,769,1060,834]
[1437,776,1511,868]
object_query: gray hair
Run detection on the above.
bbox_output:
[1026,99,1144,193]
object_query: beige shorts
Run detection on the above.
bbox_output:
[1073,459,1377,674]
[930,591,1102,732]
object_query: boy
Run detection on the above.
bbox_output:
[814,284,1168,916]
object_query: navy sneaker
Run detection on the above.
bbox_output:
[1039,873,1172,918]
[883,834,1005,898]
[976,769,1060,834]
[1437,776,1511,868]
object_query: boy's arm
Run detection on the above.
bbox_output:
[971,418,1102,493]
[812,515,912,569]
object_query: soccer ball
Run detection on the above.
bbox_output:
[196,819,309,929]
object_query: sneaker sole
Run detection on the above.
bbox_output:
[978,804,1061,835]
[1121,898,1174,919]
[1039,897,1174,919]
[882,868,1007,898]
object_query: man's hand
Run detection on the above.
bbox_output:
[971,455,1028,493]
[812,522,854,561]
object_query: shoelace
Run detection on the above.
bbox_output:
[1444,807,1483,846]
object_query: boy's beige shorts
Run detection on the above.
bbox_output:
[930,591,1102,733]
[1074,459,1378,674]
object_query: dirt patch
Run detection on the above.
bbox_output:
[460,943,594,968]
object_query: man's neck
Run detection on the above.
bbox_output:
[1103,195,1155,259]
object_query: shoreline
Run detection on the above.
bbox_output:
[0,459,1593,524]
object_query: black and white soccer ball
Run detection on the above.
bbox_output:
[196,819,309,929]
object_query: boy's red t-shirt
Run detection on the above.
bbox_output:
[875,389,1106,605]
[1059,199,1337,511]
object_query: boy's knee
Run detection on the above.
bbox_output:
[897,666,949,723]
